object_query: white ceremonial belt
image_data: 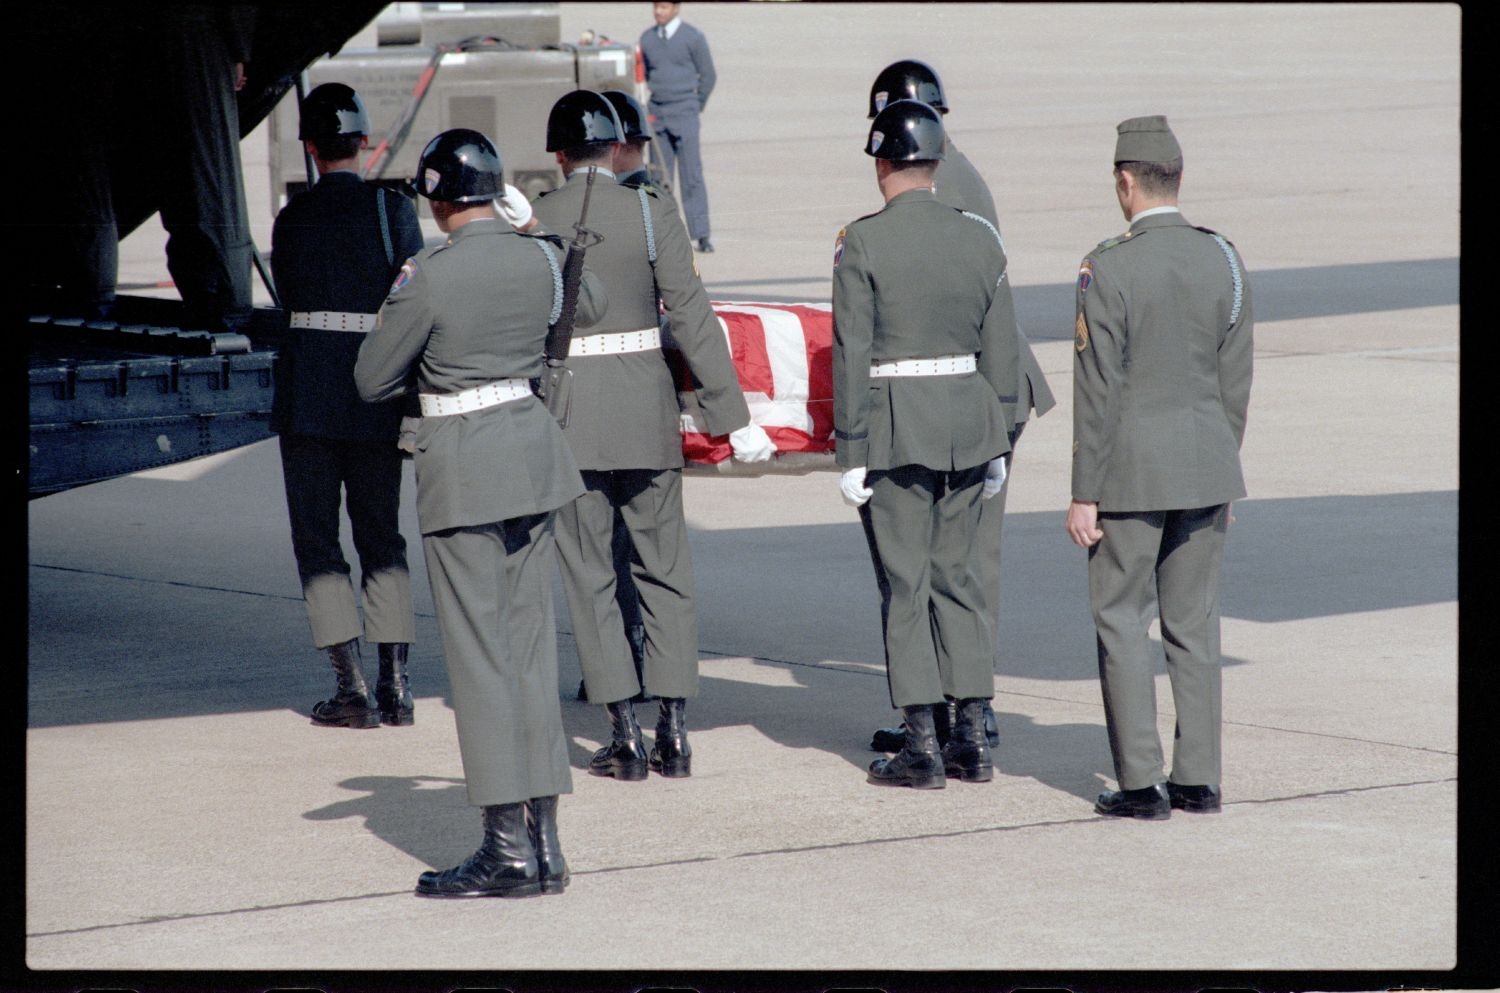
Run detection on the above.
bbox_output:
[568,327,661,357]
[419,379,533,416]
[290,311,378,333]
[869,353,978,378]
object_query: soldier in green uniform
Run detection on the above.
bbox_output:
[834,99,1019,790]
[355,129,607,897]
[863,60,1056,758]
[531,91,776,782]
[1067,116,1253,819]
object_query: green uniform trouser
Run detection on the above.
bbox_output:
[279,434,413,649]
[860,463,993,708]
[422,513,573,808]
[1089,504,1228,790]
[973,421,1025,659]
[555,468,699,704]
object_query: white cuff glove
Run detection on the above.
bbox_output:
[840,466,873,508]
[981,455,1008,499]
[728,422,776,463]
[494,184,533,229]
[397,416,420,455]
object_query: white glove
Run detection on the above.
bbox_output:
[728,422,776,463]
[397,416,420,455]
[840,467,873,508]
[494,184,533,229]
[981,456,1008,499]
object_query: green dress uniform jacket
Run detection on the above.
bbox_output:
[354,218,603,533]
[833,187,1017,472]
[532,169,749,469]
[1072,207,1253,792]
[353,217,605,808]
[833,187,1019,707]
[531,169,749,703]
[1072,210,1252,511]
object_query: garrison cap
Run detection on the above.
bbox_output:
[1113,115,1182,164]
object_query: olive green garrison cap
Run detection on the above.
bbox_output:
[1114,115,1181,164]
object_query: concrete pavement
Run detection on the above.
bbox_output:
[25,3,1468,990]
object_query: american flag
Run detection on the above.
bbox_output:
[672,301,838,474]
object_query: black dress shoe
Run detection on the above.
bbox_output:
[696,237,714,253]
[1166,782,1221,812]
[1094,783,1171,820]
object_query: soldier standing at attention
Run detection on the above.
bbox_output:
[863,60,1056,760]
[355,129,607,897]
[531,91,775,783]
[1067,116,1253,820]
[834,99,1019,790]
[271,83,424,731]
[639,1,717,251]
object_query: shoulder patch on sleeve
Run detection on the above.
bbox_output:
[387,258,418,298]
[833,227,847,269]
[1077,259,1094,294]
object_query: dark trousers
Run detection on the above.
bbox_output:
[423,514,573,807]
[279,433,412,648]
[859,463,993,708]
[555,468,698,704]
[651,102,709,241]
[1089,504,1229,790]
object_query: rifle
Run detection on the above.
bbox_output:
[539,165,604,427]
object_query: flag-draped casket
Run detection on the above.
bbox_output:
[669,301,838,474]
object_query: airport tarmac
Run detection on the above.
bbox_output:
[25,3,1467,989]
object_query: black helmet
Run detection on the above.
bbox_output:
[298,82,371,142]
[867,59,948,118]
[864,99,945,161]
[415,128,503,202]
[545,89,625,152]
[601,89,651,143]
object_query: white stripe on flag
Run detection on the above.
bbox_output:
[710,305,815,433]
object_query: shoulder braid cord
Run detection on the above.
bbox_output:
[533,239,565,326]
[637,188,657,265]
[637,186,663,308]
[960,210,1008,287]
[1209,233,1245,330]
[375,187,394,267]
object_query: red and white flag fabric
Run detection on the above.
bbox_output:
[670,301,838,474]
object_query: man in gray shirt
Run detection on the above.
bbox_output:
[639,2,716,251]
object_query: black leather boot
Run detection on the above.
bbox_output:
[415,803,541,898]
[311,639,379,729]
[375,643,414,726]
[982,698,1000,747]
[869,699,956,752]
[628,623,656,703]
[867,704,946,789]
[527,795,569,894]
[648,697,692,777]
[942,698,995,782]
[588,699,649,780]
